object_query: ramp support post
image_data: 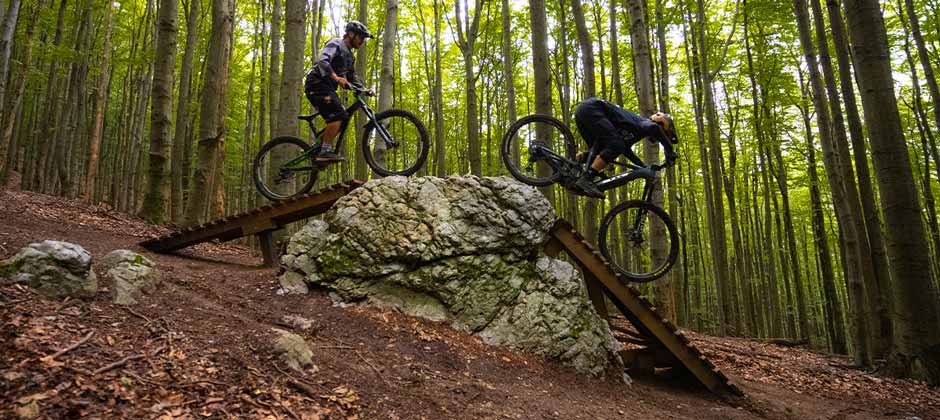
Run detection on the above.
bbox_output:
[259,230,278,267]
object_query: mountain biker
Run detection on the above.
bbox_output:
[572,97,679,198]
[304,21,375,161]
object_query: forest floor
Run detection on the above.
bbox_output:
[2,187,939,420]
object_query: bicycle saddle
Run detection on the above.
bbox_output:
[297,113,319,121]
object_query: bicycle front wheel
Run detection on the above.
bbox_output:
[253,136,319,201]
[598,200,679,283]
[362,109,430,177]
[499,114,576,186]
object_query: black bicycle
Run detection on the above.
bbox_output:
[253,84,430,201]
[499,114,679,282]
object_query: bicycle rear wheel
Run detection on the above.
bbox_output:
[499,114,576,186]
[362,109,430,177]
[598,200,679,283]
[253,136,319,201]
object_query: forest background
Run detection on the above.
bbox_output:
[0,0,939,384]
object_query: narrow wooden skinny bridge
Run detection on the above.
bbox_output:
[139,180,740,397]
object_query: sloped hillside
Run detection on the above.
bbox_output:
[1,189,937,419]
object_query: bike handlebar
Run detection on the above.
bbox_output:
[349,83,375,97]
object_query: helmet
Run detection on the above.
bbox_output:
[654,112,679,143]
[345,21,373,39]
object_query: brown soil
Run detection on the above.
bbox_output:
[1,189,938,420]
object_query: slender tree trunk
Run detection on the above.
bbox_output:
[455,0,483,176]
[83,0,114,202]
[374,0,398,171]
[694,0,734,335]
[171,0,200,220]
[795,0,870,365]
[810,0,886,357]
[34,0,69,192]
[185,0,234,225]
[142,0,180,223]
[799,76,847,353]
[0,0,40,180]
[502,0,517,165]
[569,0,596,242]
[353,0,369,180]
[269,0,282,143]
[432,0,445,176]
[0,0,21,128]
[826,0,893,355]
[529,0,553,201]
[626,0,672,322]
[844,0,940,384]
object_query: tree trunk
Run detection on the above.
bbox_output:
[0,0,21,129]
[694,0,734,335]
[34,0,69,192]
[353,0,369,180]
[83,0,114,202]
[798,75,847,353]
[432,0,445,176]
[170,0,200,220]
[142,0,180,223]
[269,0,282,143]
[374,0,398,171]
[794,0,870,365]
[810,0,886,358]
[569,0,596,242]
[0,0,40,180]
[185,0,234,225]
[844,0,940,384]
[502,0,517,165]
[826,0,893,355]
[626,0,672,323]
[455,0,482,176]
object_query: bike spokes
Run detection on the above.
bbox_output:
[599,201,678,282]
[500,115,575,186]
[253,138,318,201]
[362,109,429,177]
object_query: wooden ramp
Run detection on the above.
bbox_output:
[140,181,365,265]
[546,219,742,397]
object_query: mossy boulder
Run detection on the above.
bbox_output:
[0,240,97,299]
[280,176,620,375]
[98,250,160,305]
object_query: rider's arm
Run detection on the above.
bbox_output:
[622,137,647,167]
[315,42,340,81]
[641,120,678,166]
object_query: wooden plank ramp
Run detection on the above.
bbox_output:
[547,219,742,397]
[140,180,365,265]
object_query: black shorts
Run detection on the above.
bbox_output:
[574,98,628,162]
[305,90,348,123]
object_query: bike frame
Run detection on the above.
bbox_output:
[530,142,659,202]
[280,90,396,170]
[529,141,661,238]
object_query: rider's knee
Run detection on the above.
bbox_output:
[323,110,348,123]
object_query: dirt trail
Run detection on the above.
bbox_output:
[1,189,937,419]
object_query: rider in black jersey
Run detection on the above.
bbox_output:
[572,97,679,198]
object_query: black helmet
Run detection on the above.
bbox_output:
[654,112,679,143]
[345,21,373,38]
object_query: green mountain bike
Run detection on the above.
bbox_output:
[253,84,430,201]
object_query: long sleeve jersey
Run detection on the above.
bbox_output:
[305,38,359,94]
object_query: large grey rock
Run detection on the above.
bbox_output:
[280,176,620,375]
[98,250,160,305]
[0,240,97,298]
